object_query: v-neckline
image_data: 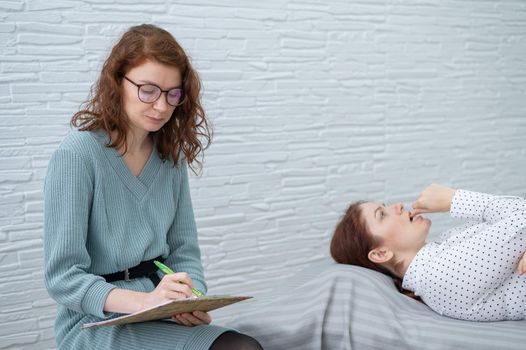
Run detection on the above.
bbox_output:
[91,130,162,200]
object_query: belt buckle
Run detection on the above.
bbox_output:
[124,268,130,281]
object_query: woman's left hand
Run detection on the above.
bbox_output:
[172,310,212,326]
[517,252,526,275]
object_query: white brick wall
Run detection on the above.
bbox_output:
[1,0,526,348]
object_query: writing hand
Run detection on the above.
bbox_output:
[142,272,194,309]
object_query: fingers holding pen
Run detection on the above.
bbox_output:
[162,272,193,288]
[159,273,194,297]
[143,273,195,308]
[153,261,203,297]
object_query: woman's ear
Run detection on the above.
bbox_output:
[368,247,394,264]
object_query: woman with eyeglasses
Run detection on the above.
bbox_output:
[330,184,526,321]
[44,24,262,350]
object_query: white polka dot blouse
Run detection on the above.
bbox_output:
[402,189,526,321]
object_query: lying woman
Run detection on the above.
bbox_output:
[330,184,526,321]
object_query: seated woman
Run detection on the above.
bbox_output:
[330,183,526,321]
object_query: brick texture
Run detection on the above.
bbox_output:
[1,1,526,348]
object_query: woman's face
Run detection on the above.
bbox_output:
[360,202,431,256]
[122,59,181,137]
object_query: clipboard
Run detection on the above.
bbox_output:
[81,295,252,329]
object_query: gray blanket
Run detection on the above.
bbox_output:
[225,261,526,350]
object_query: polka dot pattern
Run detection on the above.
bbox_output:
[403,189,526,321]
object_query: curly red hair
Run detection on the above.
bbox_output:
[71,24,211,172]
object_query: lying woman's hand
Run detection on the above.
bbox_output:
[141,272,194,309]
[518,252,526,275]
[411,183,456,217]
[172,310,212,326]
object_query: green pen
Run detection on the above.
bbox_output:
[154,260,204,297]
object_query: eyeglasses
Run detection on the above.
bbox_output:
[124,76,184,107]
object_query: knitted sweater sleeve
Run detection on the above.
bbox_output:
[163,161,207,294]
[44,148,115,318]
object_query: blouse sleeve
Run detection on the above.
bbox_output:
[44,149,115,318]
[450,189,526,226]
[421,190,526,317]
[163,161,207,294]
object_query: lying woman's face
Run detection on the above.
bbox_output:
[360,202,431,254]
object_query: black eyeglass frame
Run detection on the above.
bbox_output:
[123,76,184,107]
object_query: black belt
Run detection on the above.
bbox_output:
[101,256,163,286]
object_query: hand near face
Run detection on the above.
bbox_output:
[411,184,456,217]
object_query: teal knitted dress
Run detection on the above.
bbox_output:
[44,130,230,349]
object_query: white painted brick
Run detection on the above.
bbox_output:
[22,339,55,350]
[39,72,90,83]
[27,0,81,11]
[168,4,236,18]
[61,11,147,23]
[0,1,24,11]
[11,83,90,94]
[1,62,40,73]
[23,213,44,224]
[83,36,117,50]
[17,34,81,45]
[0,73,37,83]
[0,318,38,337]
[0,281,35,295]
[2,1,526,348]
[197,213,246,228]
[23,201,42,213]
[17,46,84,56]
[17,249,43,265]
[41,62,90,72]
[0,171,32,183]
[0,204,24,221]
[0,156,31,170]
[91,3,166,13]
[37,316,54,330]
[236,8,288,21]
[32,168,48,181]
[196,38,247,51]
[205,18,264,30]
[12,93,62,103]
[0,333,40,349]
[17,23,83,35]
[152,16,205,27]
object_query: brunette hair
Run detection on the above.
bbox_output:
[330,201,420,300]
[71,24,211,172]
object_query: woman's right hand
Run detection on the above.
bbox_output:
[518,252,526,275]
[411,183,457,217]
[141,272,195,309]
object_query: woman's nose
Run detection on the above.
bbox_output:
[392,202,404,214]
[153,93,169,111]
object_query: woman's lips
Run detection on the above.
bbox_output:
[145,115,164,123]
[411,215,423,222]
